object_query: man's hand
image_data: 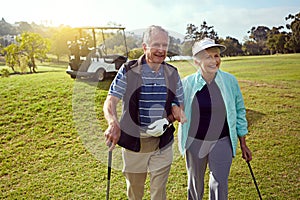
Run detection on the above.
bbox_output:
[172,105,187,124]
[104,120,121,151]
[103,95,121,151]
[146,118,169,137]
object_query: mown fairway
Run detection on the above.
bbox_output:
[1,54,299,199]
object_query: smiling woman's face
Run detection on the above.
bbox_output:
[195,47,221,75]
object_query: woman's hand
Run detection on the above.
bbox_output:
[239,136,252,162]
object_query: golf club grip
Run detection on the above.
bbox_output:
[106,150,112,200]
[108,151,112,180]
[247,161,262,200]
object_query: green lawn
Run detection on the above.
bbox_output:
[1,54,299,199]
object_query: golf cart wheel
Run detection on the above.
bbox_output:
[70,74,76,79]
[95,68,106,81]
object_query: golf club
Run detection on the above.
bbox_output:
[247,161,262,200]
[106,147,112,200]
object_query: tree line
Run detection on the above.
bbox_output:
[0,11,299,73]
[184,12,300,56]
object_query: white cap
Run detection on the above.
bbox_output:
[192,38,226,56]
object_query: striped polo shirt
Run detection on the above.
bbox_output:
[109,62,183,129]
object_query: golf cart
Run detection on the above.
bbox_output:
[66,26,128,81]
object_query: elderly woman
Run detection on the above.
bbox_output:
[178,38,252,200]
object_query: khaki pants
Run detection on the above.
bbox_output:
[122,137,173,200]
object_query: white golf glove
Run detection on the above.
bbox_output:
[146,118,170,137]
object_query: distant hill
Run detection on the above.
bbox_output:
[0,17,49,37]
[0,18,16,35]
[128,28,185,43]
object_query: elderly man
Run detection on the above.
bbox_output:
[103,25,186,200]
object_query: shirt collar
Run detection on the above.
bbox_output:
[196,69,219,83]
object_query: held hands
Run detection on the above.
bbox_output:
[172,105,187,124]
[146,118,170,137]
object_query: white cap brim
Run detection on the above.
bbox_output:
[192,38,226,56]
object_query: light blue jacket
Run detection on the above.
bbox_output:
[178,69,248,156]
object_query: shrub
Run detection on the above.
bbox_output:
[128,48,143,59]
[0,68,10,77]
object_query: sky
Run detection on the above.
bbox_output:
[1,0,299,42]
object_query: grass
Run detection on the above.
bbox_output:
[0,54,300,199]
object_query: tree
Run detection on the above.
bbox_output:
[247,26,270,55]
[248,26,270,42]
[128,48,143,60]
[183,21,219,56]
[285,12,300,53]
[4,32,50,73]
[3,43,20,72]
[221,37,243,56]
[185,21,219,42]
[180,40,193,56]
[50,26,78,62]
[102,31,139,55]
[266,26,286,54]
[242,40,261,55]
[167,36,181,60]
[18,32,50,72]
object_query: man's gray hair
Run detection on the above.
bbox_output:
[142,25,169,45]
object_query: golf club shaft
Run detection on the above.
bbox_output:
[106,150,112,200]
[247,161,262,200]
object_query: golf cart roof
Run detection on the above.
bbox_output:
[73,25,129,58]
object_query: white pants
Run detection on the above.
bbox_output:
[185,136,233,200]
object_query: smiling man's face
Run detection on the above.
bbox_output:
[143,30,169,67]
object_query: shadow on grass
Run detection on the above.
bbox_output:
[246,109,265,127]
[74,76,114,91]
[0,70,64,77]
